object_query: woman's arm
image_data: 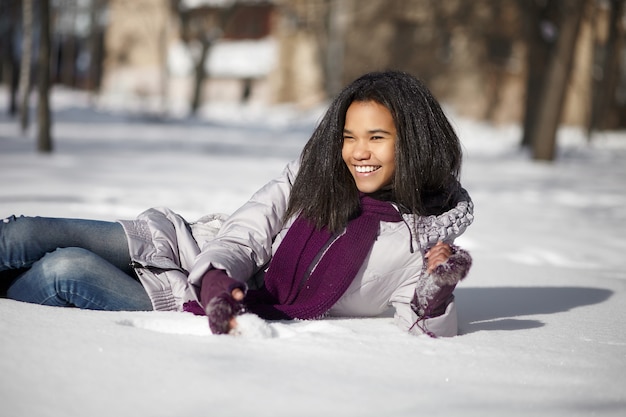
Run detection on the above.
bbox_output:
[187,160,300,288]
[392,243,472,337]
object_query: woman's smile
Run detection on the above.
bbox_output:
[354,165,381,173]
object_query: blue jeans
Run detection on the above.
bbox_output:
[0,215,152,311]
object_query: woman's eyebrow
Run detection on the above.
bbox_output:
[368,129,393,135]
[343,128,392,134]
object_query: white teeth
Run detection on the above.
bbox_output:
[355,165,380,173]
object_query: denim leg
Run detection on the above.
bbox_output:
[7,247,153,311]
[0,215,133,275]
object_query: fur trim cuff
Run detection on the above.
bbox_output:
[430,245,472,286]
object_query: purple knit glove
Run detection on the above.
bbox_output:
[206,293,246,335]
[412,245,472,319]
[200,269,246,335]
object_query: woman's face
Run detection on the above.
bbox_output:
[342,100,397,194]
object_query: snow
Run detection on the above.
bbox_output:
[168,38,277,78]
[1,87,625,416]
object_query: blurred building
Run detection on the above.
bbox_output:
[91,0,626,126]
[101,0,277,112]
[1,0,624,127]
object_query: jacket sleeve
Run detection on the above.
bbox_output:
[187,160,299,288]
[391,191,474,337]
[394,297,460,337]
[405,246,471,337]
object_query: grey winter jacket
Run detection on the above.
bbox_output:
[118,160,474,337]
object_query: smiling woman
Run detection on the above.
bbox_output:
[1,71,473,338]
[342,101,397,194]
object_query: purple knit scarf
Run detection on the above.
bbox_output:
[244,195,403,320]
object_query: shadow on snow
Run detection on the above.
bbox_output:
[455,286,613,334]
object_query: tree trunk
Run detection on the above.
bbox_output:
[325,0,351,97]
[37,0,52,153]
[531,0,587,161]
[87,0,103,93]
[2,0,20,116]
[9,52,19,116]
[589,0,625,132]
[190,39,211,116]
[62,5,77,87]
[520,0,558,148]
[159,14,169,116]
[19,0,33,133]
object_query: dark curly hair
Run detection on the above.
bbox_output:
[285,71,462,232]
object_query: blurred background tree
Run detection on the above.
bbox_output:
[18,0,33,133]
[171,0,237,115]
[528,0,589,161]
[589,0,625,133]
[37,0,52,152]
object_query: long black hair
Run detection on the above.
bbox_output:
[285,71,462,233]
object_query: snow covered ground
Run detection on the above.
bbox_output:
[1,88,625,417]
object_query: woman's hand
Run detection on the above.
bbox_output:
[425,241,452,273]
[200,269,246,334]
[226,288,245,330]
[206,289,245,334]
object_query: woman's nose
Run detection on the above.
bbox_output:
[352,140,371,160]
